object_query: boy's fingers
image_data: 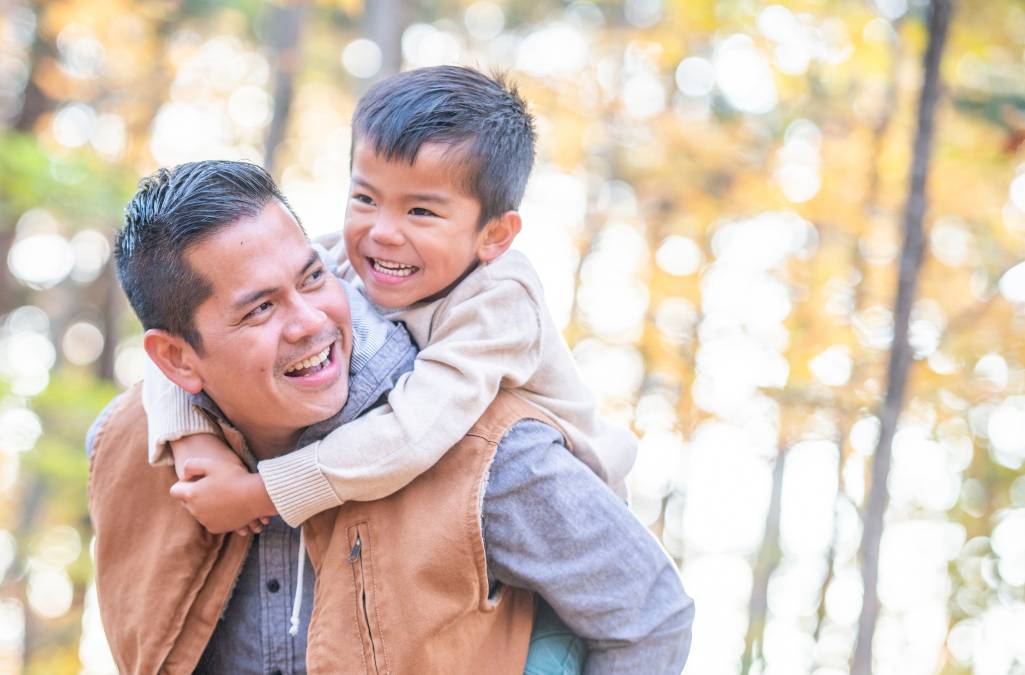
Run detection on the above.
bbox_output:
[236,528,249,537]
[248,521,263,534]
[181,457,210,482]
[260,517,270,525]
[169,481,191,502]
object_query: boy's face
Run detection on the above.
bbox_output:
[344,141,489,308]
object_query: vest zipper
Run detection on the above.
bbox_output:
[349,530,382,674]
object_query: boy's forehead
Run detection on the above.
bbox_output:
[352,140,475,194]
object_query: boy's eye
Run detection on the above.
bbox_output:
[352,193,375,206]
[409,207,437,217]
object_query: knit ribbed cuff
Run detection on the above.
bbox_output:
[147,404,220,466]
[258,442,342,527]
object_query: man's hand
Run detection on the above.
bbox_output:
[169,456,277,534]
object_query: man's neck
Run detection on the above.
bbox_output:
[189,391,303,462]
[241,427,303,462]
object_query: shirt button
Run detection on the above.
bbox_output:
[266,579,280,593]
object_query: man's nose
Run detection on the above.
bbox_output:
[283,295,327,343]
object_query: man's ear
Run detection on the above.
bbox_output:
[476,210,522,263]
[143,329,205,394]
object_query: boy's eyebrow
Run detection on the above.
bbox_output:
[351,176,375,191]
[231,250,321,312]
[407,192,451,204]
[351,176,451,204]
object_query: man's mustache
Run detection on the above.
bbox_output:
[275,328,342,373]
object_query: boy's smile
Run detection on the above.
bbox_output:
[344,141,491,308]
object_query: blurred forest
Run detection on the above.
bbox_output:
[2,0,1025,673]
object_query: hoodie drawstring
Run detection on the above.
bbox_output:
[289,526,306,637]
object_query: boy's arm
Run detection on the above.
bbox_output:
[143,357,274,533]
[169,453,276,533]
[482,420,694,674]
[258,278,543,526]
[142,356,220,465]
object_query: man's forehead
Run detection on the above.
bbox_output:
[183,212,315,305]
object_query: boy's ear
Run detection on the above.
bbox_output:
[143,329,205,394]
[476,210,522,263]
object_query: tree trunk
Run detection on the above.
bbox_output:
[851,2,953,673]
[0,229,24,315]
[742,443,787,675]
[13,13,55,134]
[97,258,120,382]
[263,1,308,173]
[366,0,404,80]
[814,27,902,650]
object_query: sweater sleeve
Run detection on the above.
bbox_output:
[141,357,220,466]
[258,277,543,525]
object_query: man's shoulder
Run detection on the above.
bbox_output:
[488,417,566,479]
[85,388,138,458]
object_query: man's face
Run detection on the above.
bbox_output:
[344,141,487,308]
[186,201,352,450]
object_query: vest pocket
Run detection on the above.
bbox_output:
[348,523,387,674]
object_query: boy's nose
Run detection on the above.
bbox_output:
[369,215,404,246]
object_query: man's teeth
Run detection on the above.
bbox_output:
[372,258,417,277]
[285,346,330,375]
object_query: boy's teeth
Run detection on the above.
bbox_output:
[372,258,417,277]
[285,346,330,375]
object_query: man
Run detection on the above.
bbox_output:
[86,160,694,674]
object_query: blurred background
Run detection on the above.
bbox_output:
[0,0,1023,673]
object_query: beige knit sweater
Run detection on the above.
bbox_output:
[142,247,637,526]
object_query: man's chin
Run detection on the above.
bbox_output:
[286,385,350,427]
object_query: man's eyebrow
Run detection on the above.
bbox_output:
[231,251,321,313]
[299,249,320,274]
[231,286,276,313]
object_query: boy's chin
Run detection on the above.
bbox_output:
[365,288,415,309]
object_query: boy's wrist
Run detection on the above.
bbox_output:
[244,473,277,519]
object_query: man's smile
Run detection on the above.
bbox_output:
[284,344,332,377]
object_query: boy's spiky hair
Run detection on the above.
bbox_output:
[352,65,536,228]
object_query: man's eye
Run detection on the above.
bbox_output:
[409,207,437,217]
[303,268,325,287]
[246,301,272,319]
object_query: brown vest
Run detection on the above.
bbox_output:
[88,386,542,674]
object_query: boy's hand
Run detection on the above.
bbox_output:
[170,433,237,481]
[169,456,277,534]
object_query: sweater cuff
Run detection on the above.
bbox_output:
[147,405,221,466]
[258,442,342,527]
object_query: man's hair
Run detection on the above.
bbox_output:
[115,160,298,353]
[352,65,536,228]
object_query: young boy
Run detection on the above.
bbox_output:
[145,66,638,530]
